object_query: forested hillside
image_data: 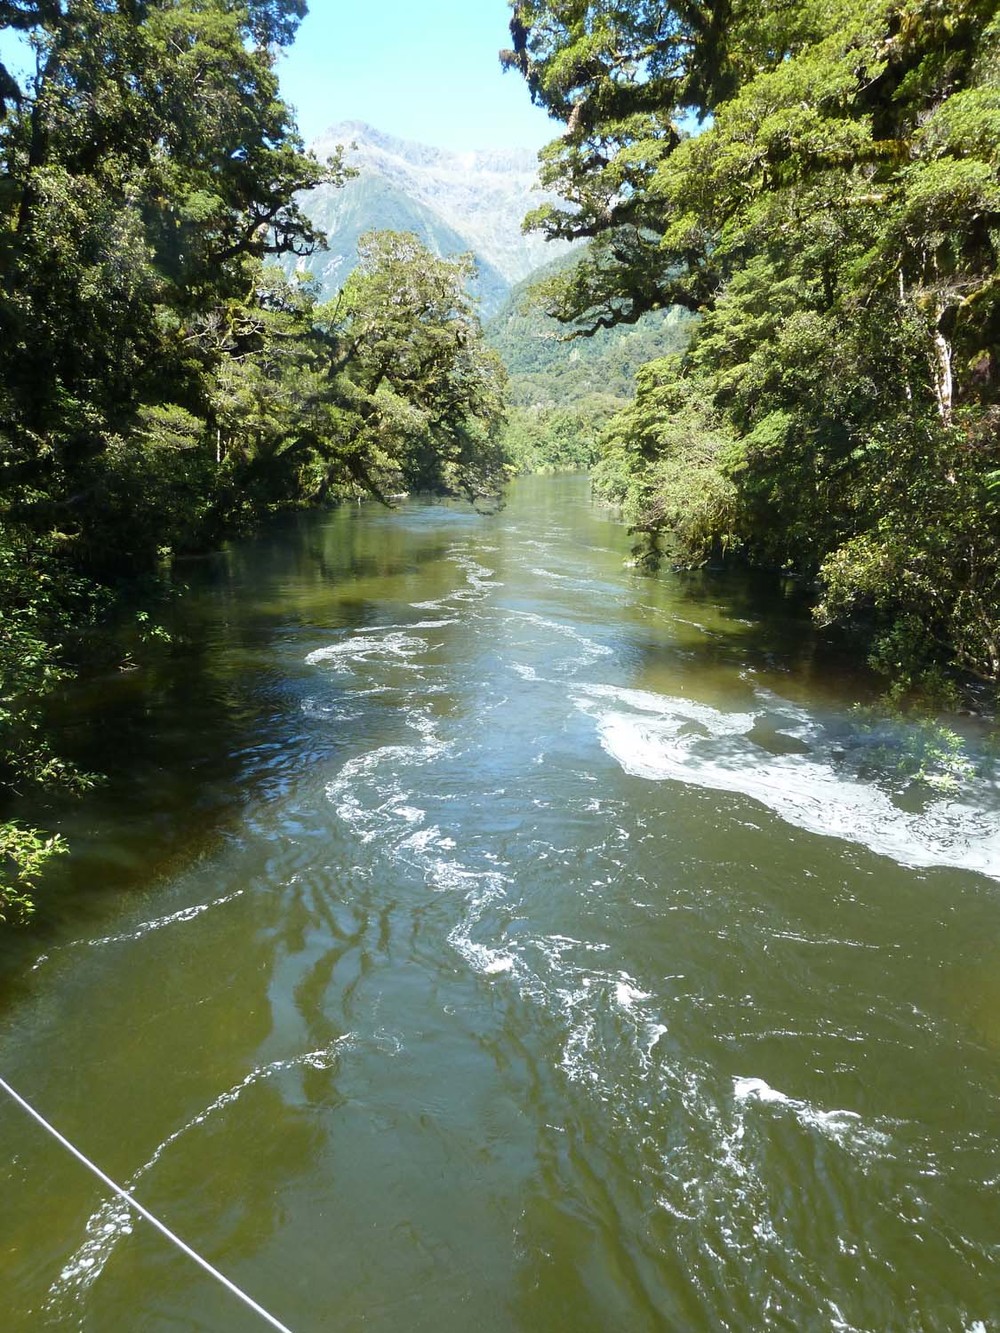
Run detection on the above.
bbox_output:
[505,0,1000,697]
[486,252,693,471]
[0,2,505,921]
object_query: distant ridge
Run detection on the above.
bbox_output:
[291,121,574,316]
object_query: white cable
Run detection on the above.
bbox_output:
[0,1074,295,1333]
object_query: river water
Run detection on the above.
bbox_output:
[2,476,999,1332]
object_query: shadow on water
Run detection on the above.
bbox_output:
[619,561,883,715]
[0,501,462,992]
[2,476,999,1332]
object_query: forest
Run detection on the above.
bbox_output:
[0,0,507,920]
[2,0,1000,922]
[487,250,693,472]
[504,0,1000,699]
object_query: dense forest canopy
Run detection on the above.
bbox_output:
[485,248,694,471]
[504,0,1000,696]
[0,0,506,921]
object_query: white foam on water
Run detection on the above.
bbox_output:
[503,609,614,663]
[547,968,667,1082]
[31,891,250,970]
[826,1302,866,1333]
[467,948,515,976]
[396,826,455,855]
[733,1076,791,1106]
[449,553,496,586]
[391,804,424,824]
[435,860,517,977]
[327,743,436,843]
[527,566,610,595]
[300,697,363,722]
[326,703,449,844]
[511,662,540,681]
[322,697,531,979]
[45,1038,353,1317]
[87,891,248,947]
[405,708,440,742]
[436,551,502,605]
[531,934,612,966]
[574,682,1000,881]
[561,1012,600,1084]
[768,929,885,951]
[368,618,459,632]
[733,1076,890,1154]
[646,1022,669,1060]
[305,632,430,672]
[615,976,652,1009]
[578,680,756,732]
[516,954,669,1087]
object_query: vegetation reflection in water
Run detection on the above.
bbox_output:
[1,476,998,1332]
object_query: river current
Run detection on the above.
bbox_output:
[1,476,998,1331]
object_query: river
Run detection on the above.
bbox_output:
[1,475,998,1331]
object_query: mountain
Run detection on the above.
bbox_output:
[484,252,696,408]
[282,122,697,475]
[289,121,574,316]
[483,252,696,474]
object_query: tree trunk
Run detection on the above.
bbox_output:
[930,299,953,424]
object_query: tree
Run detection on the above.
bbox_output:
[506,0,1000,692]
[0,0,338,572]
[0,0,331,921]
[312,232,508,504]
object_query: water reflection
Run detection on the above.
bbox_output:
[2,477,999,1331]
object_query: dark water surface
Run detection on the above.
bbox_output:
[2,476,999,1331]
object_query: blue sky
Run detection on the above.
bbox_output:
[277,1,560,151]
[0,3,559,153]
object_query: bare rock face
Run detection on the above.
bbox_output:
[292,121,574,316]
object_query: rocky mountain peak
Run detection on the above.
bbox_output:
[296,122,573,307]
[314,120,546,182]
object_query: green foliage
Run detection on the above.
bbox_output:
[0,822,67,924]
[0,519,100,922]
[0,522,100,789]
[508,0,1000,698]
[845,707,977,793]
[485,250,695,406]
[485,249,694,473]
[196,235,507,514]
[0,0,339,579]
[501,395,620,473]
[322,232,508,502]
[0,3,511,926]
[593,359,739,564]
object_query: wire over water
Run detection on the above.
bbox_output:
[0,1074,295,1333]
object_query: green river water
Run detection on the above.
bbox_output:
[1,475,999,1331]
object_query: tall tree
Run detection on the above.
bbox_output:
[507,0,1000,691]
[320,232,508,503]
[0,0,329,918]
[200,236,508,518]
[0,0,336,570]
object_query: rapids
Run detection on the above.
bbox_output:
[1,476,998,1331]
